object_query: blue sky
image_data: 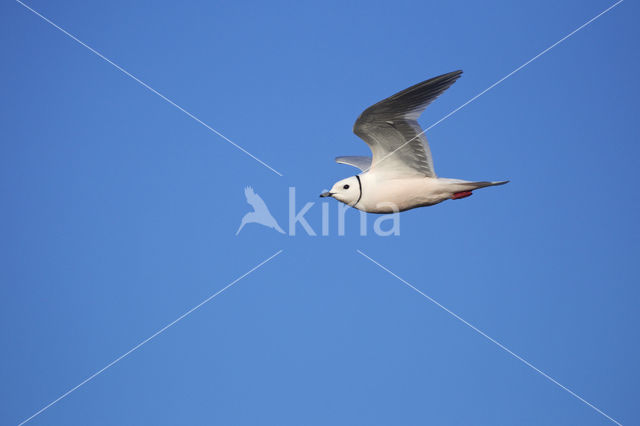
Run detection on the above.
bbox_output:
[1,0,639,424]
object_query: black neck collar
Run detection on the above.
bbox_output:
[354,175,363,207]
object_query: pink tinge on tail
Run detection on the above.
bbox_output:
[451,191,473,200]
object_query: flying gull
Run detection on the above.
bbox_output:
[320,71,508,213]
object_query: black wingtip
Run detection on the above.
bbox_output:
[445,70,463,79]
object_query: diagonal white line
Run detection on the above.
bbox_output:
[356,249,622,426]
[15,0,283,177]
[363,0,624,174]
[17,249,284,426]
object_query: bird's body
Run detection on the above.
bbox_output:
[321,70,508,213]
[355,174,506,213]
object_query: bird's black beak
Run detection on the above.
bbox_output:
[320,192,332,198]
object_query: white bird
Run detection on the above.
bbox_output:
[320,70,508,213]
[236,187,285,235]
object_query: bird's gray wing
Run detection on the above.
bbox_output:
[353,70,462,178]
[335,156,372,172]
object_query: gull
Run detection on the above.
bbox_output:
[236,187,285,235]
[320,71,508,213]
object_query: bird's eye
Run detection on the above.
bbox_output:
[343,184,350,190]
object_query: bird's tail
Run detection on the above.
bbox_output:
[441,179,509,200]
[441,178,509,191]
[465,180,510,190]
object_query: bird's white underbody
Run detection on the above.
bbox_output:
[322,70,508,213]
[335,175,508,213]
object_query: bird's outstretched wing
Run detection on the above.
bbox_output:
[353,70,462,178]
[335,156,372,172]
[244,186,269,212]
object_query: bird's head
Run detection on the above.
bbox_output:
[320,176,361,206]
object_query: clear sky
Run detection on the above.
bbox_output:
[1,0,639,425]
